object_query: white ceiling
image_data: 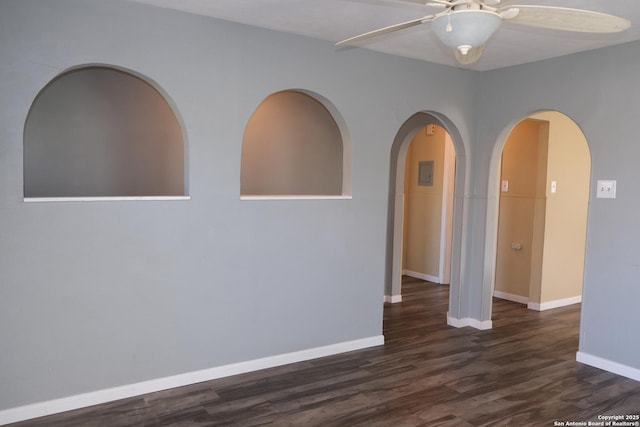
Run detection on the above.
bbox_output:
[127,0,640,70]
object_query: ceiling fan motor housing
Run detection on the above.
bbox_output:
[431,10,502,53]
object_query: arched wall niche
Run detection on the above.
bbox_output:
[240,89,351,199]
[481,109,591,322]
[23,64,188,200]
[385,111,467,321]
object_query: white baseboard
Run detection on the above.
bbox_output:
[576,351,640,382]
[493,291,581,311]
[0,335,384,426]
[447,313,493,330]
[527,295,582,311]
[469,318,493,330]
[493,290,528,305]
[384,295,402,303]
[402,270,439,284]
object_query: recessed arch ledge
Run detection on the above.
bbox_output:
[240,88,352,200]
[23,63,190,202]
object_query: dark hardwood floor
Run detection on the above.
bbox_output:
[11,276,640,426]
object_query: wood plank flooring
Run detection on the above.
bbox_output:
[10,276,640,426]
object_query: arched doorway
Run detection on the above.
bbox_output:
[385,112,466,324]
[487,111,591,318]
[402,125,455,285]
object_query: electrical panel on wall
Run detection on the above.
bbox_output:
[418,161,434,186]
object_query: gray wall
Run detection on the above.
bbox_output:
[2,0,638,414]
[474,43,640,369]
[0,0,478,410]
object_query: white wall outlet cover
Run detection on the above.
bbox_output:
[501,180,509,192]
[426,124,436,135]
[596,180,616,199]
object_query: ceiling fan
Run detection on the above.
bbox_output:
[335,0,631,64]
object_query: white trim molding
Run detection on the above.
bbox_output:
[384,295,402,303]
[492,292,582,311]
[493,290,529,305]
[0,335,384,426]
[24,196,191,203]
[447,314,469,328]
[402,270,439,284]
[469,318,493,330]
[240,195,352,201]
[576,351,640,382]
[447,313,493,330]
[527,295,582,311]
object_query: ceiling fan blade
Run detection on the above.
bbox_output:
[454,44,485,65]
[502,5,631,33]
[350,0,441,10]
[390,0,448,5]
[424,0,450,6]
[499,7,519,20]
[335,16,433,46]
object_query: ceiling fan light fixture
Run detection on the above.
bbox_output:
[457,45,472,55]
[431,10,502,51]
[454,44,485,65]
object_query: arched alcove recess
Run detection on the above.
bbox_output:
[482,110,591,323]
[24,65,187,199]
[240,89,351,198]
[385,112,467,322]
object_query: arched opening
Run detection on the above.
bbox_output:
[486,111,591,321]
[402,125,456,285]
[240,90,351,198]
[24,65,186,199]
[385,112,466,324]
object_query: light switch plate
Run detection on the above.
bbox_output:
[596,180,616,199]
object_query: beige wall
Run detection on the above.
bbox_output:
[495,119,543,298]
[530,111,590,304]
[528,120,550,305]
[441,132,455,283]
[402,125,454,283]
[496,112,590,305]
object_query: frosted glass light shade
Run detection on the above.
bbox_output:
[431,10,502,51]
